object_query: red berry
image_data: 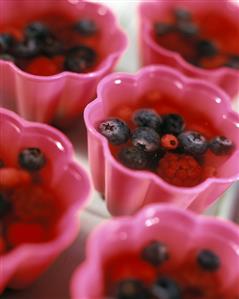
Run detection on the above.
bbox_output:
[26,56,59,76]
[161,134,179,150]
[0,168,31,189]
[7,222,46,246]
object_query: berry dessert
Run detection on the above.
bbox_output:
[0,147,62,253]
[152,7,239,70]
[0,14,101,75]
[98,92,235,188]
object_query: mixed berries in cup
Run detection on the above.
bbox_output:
[0,15,100,75]
[153,7,239,70]
[0,147,61,253]
[98,92,234,188]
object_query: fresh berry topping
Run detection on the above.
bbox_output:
[18,147,46,172]
[0,168,31,188]
[225,55,239,69]
[0,193,12,218]
[161,114,185,135]
[0,33,16,53]
[132,127,160,152]
[173,7,192,22]
[141,241,169,266]
[0,53,15,62]
[154,23,174,36]
[133,109,162,132]
[118,147,148,170]
[196,39,218,57]
[158,153,202,187]
[7,222,46,246]
[14,39,40,58]
[63,45,96,73]
[209,136,234,155]
[24,22,50,40]
[177,22,199,37]
[197,249,220,272]
[161,134,179,150]
[74,19,97,36]
[99,118,130,145]
[115,279,149,299]
[178,131,208,156]
[152,277,182,299]
[26,56,59,76]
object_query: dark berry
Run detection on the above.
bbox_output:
[141,241,169,266]
[24,22,50,40]
[98,118,130,145]
[0,193,12,219]
[0,160,4,168]
[177,22,199,37]
[74,19,97,36]
[63,45,96,73]
[196,39,218,57]
[118,147,148,170]
[209,136,234,155]
[40,35,63,57]
[115,279,149,299]
[0,54,15,62]
[178,131,208,156]
[133,109,162,132]
[197,249,220,272]
[154,23,174,36]
[225,55,239,69]
[161,114,185,135]
[0,33,16,53]
[146,148,165,170]
[173,7,192,22]
[161,134,179,150]
[18,148,46,172]
[152,277,182,299]
[13,39,40,58]
[132,127,160,152]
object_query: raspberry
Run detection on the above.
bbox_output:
[26,56,59,76]
[158,153,202,187]
[141,241,169,266]
[7,222,46,246]
[133,109,162,132]
[161,134,179,150]
[74,19,97,36]
[131,127,160,152]
[18,147,46,172]
[11,185,55,222]
[0,168,31,189]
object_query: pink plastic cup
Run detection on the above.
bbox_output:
[0,107,91,293]
[139,0,239,99]
[0,0,127,124]
[84,65,239,216]
[71,204,239,299]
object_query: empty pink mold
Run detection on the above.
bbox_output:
[71,204,239,299]
[139,0,239,99]
[84,65,239,216]
[0,108,91,293]
[0,0,127,124]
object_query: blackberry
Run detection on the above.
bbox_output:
[209,136,234,155]
[141,241,169,266]
[118,147,148,170]
[161,114,185,135]
[152,277,182,299]
[178,131,208,156]
[98,118,130,145]
[74,19,97,36]
[197,249,220,272]
[197,39,218,57]
[18,147,46,172]
[131,127,160,152]
[115,279,149,299]
[0,193,12,219]
[133,109,162,132]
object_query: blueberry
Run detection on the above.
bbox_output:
[0,193,12,219]
[63,45,96,73]
[132,127,160,152]
[197,39,218,57]
[141,241,169,266]
[115,279,149,299]
[40,34,63,57]
[0,33,16,53]
[197,249,220,272]
[133,109,162,132]
[161,114,185,135]
[173,7,192,22]
[225,55,239,69]
[24,22,50,40]
[13,39,40,58]
[154,23,174,36]
[209,136,234,155]
[0,54,15,62]
[18,147,46,172]
[178,131,208,156]
[74,19,97,36]
[177,22,199,37]
[152,277,182,299]
[98,118,130,145]
[118,147,148,170]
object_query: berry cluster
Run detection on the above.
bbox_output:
[110,241,223,299]
[0,148,57,254]
[98,108,234,187]
[0,18,98,75]
[154,7,239,70]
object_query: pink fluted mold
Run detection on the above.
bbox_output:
[0,107,91,292]
[0,0,127,123]
[84,65,239,216]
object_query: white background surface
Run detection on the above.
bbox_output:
[1,1,239,299]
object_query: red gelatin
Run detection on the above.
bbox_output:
[26,56,59,76]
